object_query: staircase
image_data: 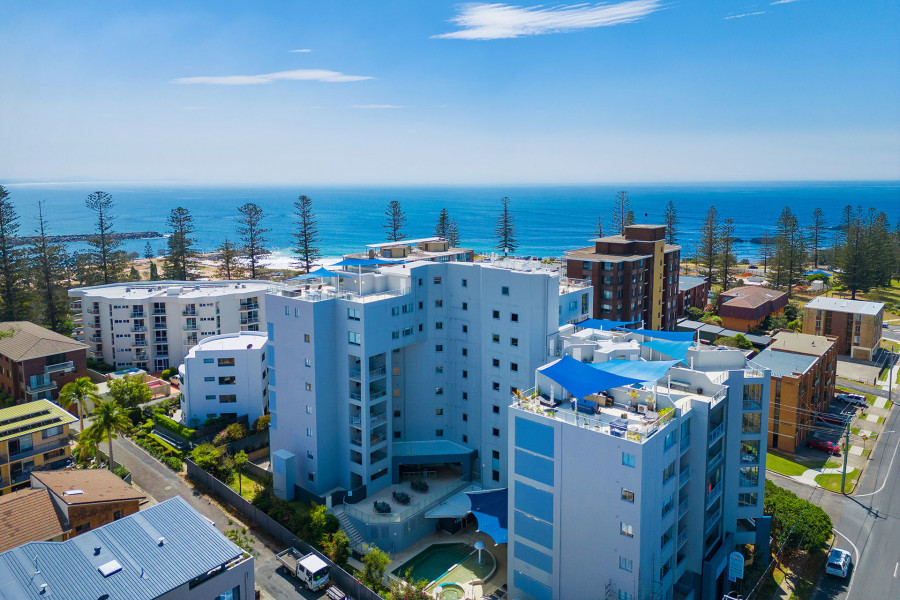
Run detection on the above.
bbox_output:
[332,506,366,552]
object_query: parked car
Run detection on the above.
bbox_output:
[806,438,841,455]
[826,548,852,578]
[835,393,868,407]
[816,413,847,426]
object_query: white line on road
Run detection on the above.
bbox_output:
[894,562,898,578]
[834,528,859,599]
[855,431,900,498]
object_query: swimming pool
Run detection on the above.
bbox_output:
[436,583,465,600]
[429,549,496,589]
[392,543,472,585]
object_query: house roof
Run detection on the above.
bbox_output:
[717,286,789,321]
[805,296,884,316]
[0,496,247,600]
[678,276,709,292]
[770,331,835,357]
[0,399,77,443]
[0,488,68,553]
[31,469,145,505]
[0,321,87,362]
[752,347,818,378]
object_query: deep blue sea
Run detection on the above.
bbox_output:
[4,182,899,264]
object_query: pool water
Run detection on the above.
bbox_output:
[430,549,496,589]
[437,583,465,600]
[392,543,472,584]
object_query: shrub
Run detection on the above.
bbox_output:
[114,465,130,479]
[160,367,178,381]
[252,414,270,433]
[152,413,195,440]
[214,422,248,446]
[191,443,234,482]
[715,333,754,350]
[686,306,703,321]
[162,455,183,471]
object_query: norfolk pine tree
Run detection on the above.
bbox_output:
[0,186,27,321]
[434,208,451,240]
[85,191,125,283]
[237,202,270,279]
[663,200,678,245]
[596,215,603,238]
[611,191,634,235]
[495,196,517,256]
[697,207,720,286]
[216,238,244,280]
[293,195,321,273]
[448,219,460,248]
[29,201,71,332]
[384,200,407,242]
[808,208,827,268]
[163,207,198,280]
[772,206,806,298]
[719,218,737,290]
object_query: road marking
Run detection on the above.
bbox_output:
[855,432,900,498]
[833,528,859,599]
[894,562,898,578]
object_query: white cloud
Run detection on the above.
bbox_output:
[770,0,799,4]
[725,10,766,19]
[290,48,312,53]
[171,69,372,85]
[352,104,405,109]
[433,1,663,40]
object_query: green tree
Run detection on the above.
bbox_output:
[29,201,70,332]
[191,443,235,482]
[108,373,152,409]
[293,195,321,273]
[143,241,154,260]
[384,200,407,242]
[719,218,737,290]
[697,207,720,285]
[224,528,257,556]
[163,207,198,280]
[760,229,774,275]
[0,186,27,321]
[494,196,517,256]
[834,206,870,299]
[252,414,270,432]
[448,218,460,248]
[434,208,451,239]
[237,202,270,279]
[869,210,896,289]
[808,207,827,268]
[764,479,832,554]
[149,261,159,281]
[234,450,248,495]
[389,572,431,600]
[59,377,101,432]
[663,200,678,245]
[596,215,603,238]
[323,530,351,568]
[85,191,125,284]
[82,399,132,471]
[772,206,806,298]
[361,545,391,590]
[216,238,244,280]
[611,190,634,235]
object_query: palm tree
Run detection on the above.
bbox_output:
[82,400,131,470]
[58,377,101,433]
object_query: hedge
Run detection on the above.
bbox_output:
[152,413,196,440]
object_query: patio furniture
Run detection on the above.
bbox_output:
[373,500,391,513]
[393,490,411,505]
[411,480,429,493]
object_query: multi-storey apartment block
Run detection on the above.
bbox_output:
[266,257,591,551]
[0,399,76,495]
[802,297,884,361]
[0,321,88,404]
[348,236,475,264]
[69,280,268,371]
[565,224,681,330]
[508,343,770,600]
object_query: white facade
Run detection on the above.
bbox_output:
[266,259,592,502]
[179,331,269,427]
[508,346,769,600]
[69,280,268,372]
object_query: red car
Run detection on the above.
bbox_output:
[806,439,841,455]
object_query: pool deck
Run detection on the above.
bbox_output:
[387,525,507,599]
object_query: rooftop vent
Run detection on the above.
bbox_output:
[157,537,166,546]
[94,546,101,555]
[64,489,84,496]
[39,584,48,595]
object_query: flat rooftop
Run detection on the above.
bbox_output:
[188,331,268,354]
[769,331,834,357]
[805,296,884,316]
[565,246,652,262]
[678,276,708,291]
[31,469,145,505]
[752,347,818,377]
[70,280,268,300]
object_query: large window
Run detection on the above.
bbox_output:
[739,466,759,487]
[738,492,758,506]
[217,357,235,367]
[743,384,763,410]
[219,395,237,403]
[622,452,635,468]
[620,522,633,537]
[740,440,760,464]
[621,489,635,503]
[742,413,762,434]
[619,556,633,571]
[218,376,236,385]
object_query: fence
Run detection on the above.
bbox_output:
[185,460,384,600]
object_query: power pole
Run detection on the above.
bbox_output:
[841,422,851,494]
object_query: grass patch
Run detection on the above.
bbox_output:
[860,413,885,424]
[766,452,809,476]
[227,469,267,501]
[836,385,877,405]
[815,469,858,493]
[851,426,860,435]
[147,433,182,455]
[862,448,871,458]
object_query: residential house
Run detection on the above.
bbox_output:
[716,286,788,332]
[0,321,88,404]
[0,400,76,496]
[0,488,69,552]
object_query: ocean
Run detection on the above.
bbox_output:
[4,182,899,267]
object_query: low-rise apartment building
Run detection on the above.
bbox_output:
[802,297,884,361]
[0,495,254,600]
[565,224,681,330]
[179,331,269,427]
[508,346,771,600]
[31,469,144,536]
[678,275,710,316]
[716,286,788,332]
[0,399,76,496]
[0,487,69,552]
[752,331,837,453]
[0,321,88,404]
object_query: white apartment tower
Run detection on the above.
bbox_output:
[70,281,268,371]
[508,346,771,600]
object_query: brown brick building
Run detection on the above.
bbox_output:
[716,286,788,332]
[677,275,710,316]
[802,297,884,361]
[565,225,681,330]
[752,331,837,453]
[0,322,88,405]
[30,469,144,536]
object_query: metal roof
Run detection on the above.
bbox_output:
[678,276,708,292]
[0,496,247,600]
[752,348,818,378]
[805,296,884,316]
[0,400,77,443]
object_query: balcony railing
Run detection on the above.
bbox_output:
[680,434,691,455]
[130,311,145,319]
[349,369,362,380]
[370,433,386,446]
[86,307,100,315]
[740,452,760,465]
[183,324,198,331]
[132,325,147,333]
[342,477,470,524]
[706,509,722,534]
[134,339,148,347]
[240,317,259,325]
[153,308,166,315]
[44,361,75,374]
[26,379,57,394]
[239,302,260,311]
[350,437,362,447]
[89,335,102,343]
[369,367,386,379]
[370,390,387,400]
[706,481,723,509]
[708,422,725,445]
[708,450,724,472]
[10,472,32,486]
[680,466,691,487]
[69,301,82,310]
[8,438,70,463]
[679,497,689,517]
[182,309,197,316]
[350,391,362,401]
[152,320,167,328]
[677,529,688,549]
[87,321,101,329]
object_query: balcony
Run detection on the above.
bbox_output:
[87,321,101,329]
[350,437,362,447]
[182,309,197,316]
[86,307,100,315]
[370,433,387,446]
[708,422,725,445]
[706,481,723,509]
[8,438,70,463]
[134,339,148,347]
[370,414,387,427]
[239,302,260,311]
[45,361,76,374]
[89,335,102,343]
[680,434,691,455]
[708,450,724,472]
[135,353,148,361]
[350,391,362,401]
[679,496,689,517]
[183,324,198,331]
[240,316,259,325]
[132,325,147,333]
[680,466,691,487]
[677,529,688,550]
[349,369,362,380]
[130,311,145,319]
[705,509,722,535]
[153,307,166,315]
[369,367,386,379]
[69,300,82,310]
[10,472,32,486]
[370,390,387,400]
[26,379,57,395]
[152,320,167,329]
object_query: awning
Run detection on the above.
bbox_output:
[467,488,508,545]
[626,328,696,342]
[424,487,475,519]
[640,339,693,361]
[538,356,643,399]
[577,318,639,331]
[591,359,680,382]
[287,267,340,281]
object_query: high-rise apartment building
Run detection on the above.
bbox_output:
[69,280,268,371]
[566,225,681,330]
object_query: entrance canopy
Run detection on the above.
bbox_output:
[539,356,645,400]
[467,488,508,545]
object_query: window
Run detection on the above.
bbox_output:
[510,337,519,347]
[435,366,444,374]
[306,428,312,437]
[492,404,500,414]
[435,321,443,330]
[436,388,444,396]
[462,392,468,400]
[462,435,468,443]
[511,313,519,322]
[501,286,509,295]
[740,466,759,487]
[347,308,361,321]
[307,451,314,459]
[492,334,500,343]
[219,394,237,403]
[394,431,402,439]
[203,358,214,364]
[217,358,235,367]
[419,302,423,309]
[492,470,500,482]
[741,440,760,464]
[492,310,500,319]
[462,413,468,421]
[433,277,442,284]
[462,324,468,333]
[618,591,633,600]
[435,344,443,352]
[308,473,315,482]
[664,430,676,451]
[436,429,444,437]
[492,427,500,437]
[434,299,443,308]
[619,556,633,571]
[492,382,500,391]
[218,376,236,385]
[403,327,413,336]
[75,523,91,533]
[418,324,423,332]
[435,408,444,416]
[620,522,633,537]
[393,410,401,417]
[662,461,676,484]
[204,376,215,382]
[462,369,468,378]
[305,382,312,391]
[392,330,400,340]
[304,334,311,343]
[622,452,635,467]
[492,358,500,367]
[113,510,123,520]
[510,362,518,372]
[462,348,468,356]
[391,306,400,316]
[742,413,762,434]
[206,395,216,400]
[306,405,312,414]
[621,489,635,503]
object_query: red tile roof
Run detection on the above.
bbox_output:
[0,488,68,552]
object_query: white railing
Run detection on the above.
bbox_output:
[708,422,725,445]
[706,481,722,509]
[369,367,387,379]
[268,284,410,304]
[680,466,691,487]
[44,361,75,374]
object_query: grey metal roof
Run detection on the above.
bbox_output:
[0,496,246,600]
[678,276,708,292]
[805,296,883,316]
[752,348,817,378]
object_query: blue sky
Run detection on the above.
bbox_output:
[1,0,898,184]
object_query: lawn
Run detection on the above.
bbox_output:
[815,469,858,493]
[860,413,885,424]
[227,469,268,502]
[766,452,810,476]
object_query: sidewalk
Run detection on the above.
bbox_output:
[789,466,844,487]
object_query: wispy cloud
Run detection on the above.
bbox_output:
[433,1,663,40]
[171,69,372,85]
[725,10,766,19]
[290,48,312,53]
[352,104,405,109]
[770,0,799,4]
